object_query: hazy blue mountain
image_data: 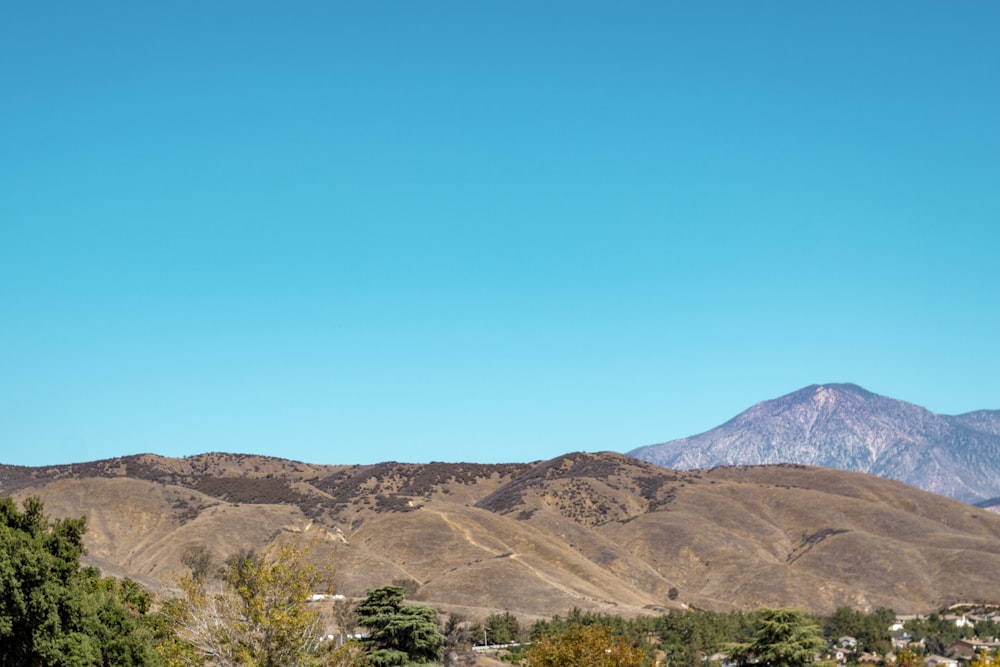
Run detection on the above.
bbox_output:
[947,409,1000,437]
[628,383,1000,503]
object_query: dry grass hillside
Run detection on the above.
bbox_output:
[3,451,1000,619]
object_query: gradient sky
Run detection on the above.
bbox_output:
[2,2,998,467]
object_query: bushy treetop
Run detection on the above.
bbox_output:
[0,496,158,667]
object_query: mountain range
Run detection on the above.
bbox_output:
[3,451,1000,619]
[629,383,1000,505]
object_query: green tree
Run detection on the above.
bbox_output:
[904,612,968,656]
[650,609,754,667]
[730,608,826,667]
[158,540,332,667]
[820,607,893,655]
[822,607,860,642]
[526,624,646,667]
[354,586,445,667]
[975,619,1000,643]
[0,496,159,667]
[483,611,522,645]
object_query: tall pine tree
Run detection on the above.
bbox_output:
[354,586,444,667]
[730,608,826,667]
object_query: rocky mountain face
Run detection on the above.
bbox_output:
[3,451,1000,618]
[628,384,1000,504]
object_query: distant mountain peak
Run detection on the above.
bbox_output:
[786,382,877,406]
[628,384,1000,503]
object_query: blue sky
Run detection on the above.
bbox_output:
[2,2,998,467]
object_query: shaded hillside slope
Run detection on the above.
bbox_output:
[3,451,1000,617]
[629,384,1000,503]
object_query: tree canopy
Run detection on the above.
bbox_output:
[730,608,826,667]
[0,496,158,667]
[482,611,522,645]
[526,623,646,667]
[822,606,893,654]
[354,586,445,667]
[158,541,331,667]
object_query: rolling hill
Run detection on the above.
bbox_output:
[3,451,1000,619]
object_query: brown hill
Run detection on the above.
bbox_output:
[3,451,1000,618]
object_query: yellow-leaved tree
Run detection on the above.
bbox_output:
[894,647,921,667]
[970,651,1000,667]
[158,540,334,667]
[526,624,646,667]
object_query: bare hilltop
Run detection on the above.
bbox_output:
[3,451,1000,618]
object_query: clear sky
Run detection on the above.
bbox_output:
[2,2,998,467]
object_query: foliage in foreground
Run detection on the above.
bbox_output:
[0,496,160,667]
[157,541,333,667]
